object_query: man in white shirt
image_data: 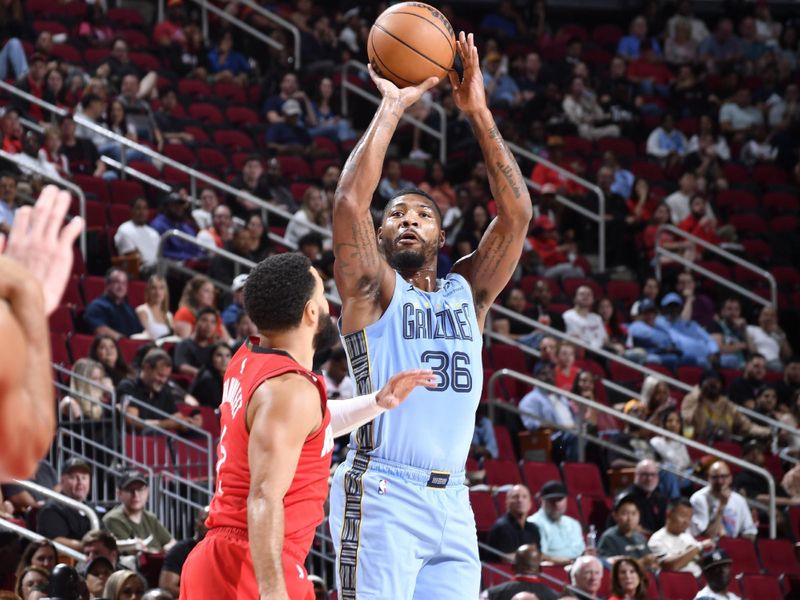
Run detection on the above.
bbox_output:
[694,549,740,600]
[114,197,160,271]
[664,172,715,225]
[562,285,607,351]
[690,461,757,540]
[719,88,763,137]
[649,497,714,577]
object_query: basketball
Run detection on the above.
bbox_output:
[367,2,456,88]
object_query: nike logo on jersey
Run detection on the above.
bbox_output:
[240,358,247,374]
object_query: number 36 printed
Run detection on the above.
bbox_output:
[420,351,472,392]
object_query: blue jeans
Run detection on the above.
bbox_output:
[0,38,28,80]
[98,143,150,164]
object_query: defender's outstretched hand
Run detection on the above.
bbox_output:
[376,369,438,410]
[448,32,488,116]
[368,63,440,110]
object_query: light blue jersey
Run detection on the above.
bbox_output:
[331,271,483,600]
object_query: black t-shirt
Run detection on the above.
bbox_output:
[728,376,762,407]
[485,577,558,600]
[1,460,57,503]
[162,537,199,575]
[116,376,177,420]
[62,138,100,175]
[188,369,223,408]
[174,339,213,372]
[618,484,667,534]
[36,501,93,542]
[487,513,541,555]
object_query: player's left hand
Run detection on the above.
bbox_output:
[376,369,437,410]
[448,32,488,116]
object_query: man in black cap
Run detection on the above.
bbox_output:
[83,556,114,599]
[479,543,558,600]
[37,458,103,552]
[103,471,176,553]
[528,481,587,566]
[694,549,737,599]
[149,190,202,261]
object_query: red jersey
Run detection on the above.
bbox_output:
[206,340,334,552]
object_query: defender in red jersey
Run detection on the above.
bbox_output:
[180,253,433,600]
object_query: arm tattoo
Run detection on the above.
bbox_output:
[334,217,379,278]
[495,160,522,199]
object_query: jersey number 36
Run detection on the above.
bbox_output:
[421,351,472,392]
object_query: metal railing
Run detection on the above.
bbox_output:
[100,156,172,193]
[0,518,86,561]
[233,0,302,69]
[0,149,87,260]
[487,368,778,538]
[190,0,283,55]
[654,224,777,308]
[340,60,448,164]
[11,479,101,531]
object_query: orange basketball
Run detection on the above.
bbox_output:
[367,2,456,88]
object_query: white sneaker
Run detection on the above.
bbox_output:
[409,148,431,160]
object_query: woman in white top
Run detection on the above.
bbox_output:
[747,304,792,371]
[135,275,174,340]
[650,409,692,472]
[284,186,330,248]
[60,358,109,420]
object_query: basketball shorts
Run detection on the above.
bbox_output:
[179,526,314,600]
[329,451,480,600]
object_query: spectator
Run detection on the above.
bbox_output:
[607,557,648,600]
[15,130,62,179]
[694,549,738,600]
[81,530,127,571]
[617,459,668,534]
[207,30,250,84]
[0,37,28,81]
[221,274,248,336]
[663,173,715,226]
[78,3,114,47]
[678,195,721,252]
[322,347,353,400]
[188,342,231,408]
[419,160,457,221]
[1,459,58,515]
[197,204,233,249]
[37,126,69,178]
[83,557,114,600]
[746,304,792,371]
[767,82,799,130]
[483,52,521,109]
[1,106,23,153]
[649,409,692,477]
[118,349,199,433]
[530,136,585,196]
[135,275,174,341]
[665,18,699,65]
[103,472,176,553]
[263,72,311,125]
[598,494,656,566]
[230,311,258,352]
[719,88,763,140]
[687,114,731,164]
[487,485,540,558]
[15,566,49,600]
[675,272,715,330]
[529,281,565,331]
[618,15,662,61]
[562,77,620,141]
[299,231,324,264]
[285,186,329,248]
[207,226,257,287]
[740,124,778,166]
[667,1,710,43]
[525,216,584,281]
[152,88,194,145]
[149,192,203,262]
[646,114,688,168]
[229,155,268,217]
[728,354,768,408]
[36,458,98,552]
[74,94,110,151]
[453,203,491,261]
[0,172,16,233]
[690,461,757,540]
[261,157,297,214]
[601,152,635,201]
[515,52,545,105]
[83,268,143,340]
[173,308,219,378]
[60,116,106,178]
[733,440,792,510]
[655,293,718,369]
[153,0,187,49]
[191,188,219,232]
[308,77,356,142]
[680,370,769,442]
[117,73,164,150]
[708,297,748,370]
[159,508,208,598]
[89,334,133,386]
[114,197,161,274]
[698,18,744,73]
[563,285,608,352]
[14,53,46,122]
[42,68,67,109]
[569,555,603,600]
[648,497,712,577]
[15,540,57,575]
[377,158,413,205]
[597,297,628,356]
[528,481,585,566]
[59,358,107,420]
[265,99,313,157]
[776,356,800,408]
[554,342,579,391]
[103,570,146,600]
[173,275,228,341]
[479,543,557,600]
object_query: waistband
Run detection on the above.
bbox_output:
[345,450,465,488]
[206,526,307,560]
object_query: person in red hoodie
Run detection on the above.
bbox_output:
[678,194,720,256]
[528,215,584,279]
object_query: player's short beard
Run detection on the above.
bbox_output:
[389,249,425,270]
[313,311,339,353]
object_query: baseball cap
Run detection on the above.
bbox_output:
[541,183,557,195]
[83,556,114,578]
[232,274,248,293]
[638,297,657,313]
[540,480,568,499]
[534,215,555,230]
[533,360,554,375]
[660,292,683,307]
[282,99,302,116]
[613,492,638,511]
[63,457,91,475]
[163,191,186,205]
[700,549,731,571]
[117,471,147,490]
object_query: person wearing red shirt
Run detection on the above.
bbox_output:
[528,216,584,280]
[530,136,586,196]
[153,0,187,49]
[179,253,433,600]
[554,341,579,392]
[678,194,720,254]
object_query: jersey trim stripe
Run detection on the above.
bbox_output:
[338,329,373,600]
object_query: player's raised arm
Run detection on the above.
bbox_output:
[449,33,532,330]
[246,374,322,600]
[333,67,439,331]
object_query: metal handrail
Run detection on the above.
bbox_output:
[100,156,172,192]
[233,0,303,69]
[654,224,777,308]
[11,479,101,531]
[0,149,87,259]
[0,79,332,240]
[0,518,86,561]
[487,368,777,538]
[190,0,283,53]
[340,60,448,164]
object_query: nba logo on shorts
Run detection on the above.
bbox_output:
[378,479,388,496]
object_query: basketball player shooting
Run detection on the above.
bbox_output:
[179,253,435,600]
[330,32,532,599]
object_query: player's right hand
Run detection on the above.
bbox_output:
[367,63,440,111]
[375,369,438,410]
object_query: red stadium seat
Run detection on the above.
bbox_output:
[312,136,340,157]
[482,563,513,588]
[128,161,161,180]
[290,182,312,201]
[772,266,800,288]
[62,276,83,308]
[771,215,799,233]
[124,433,171,470]
[197,147,230,172]
[68,334,95,362]
[659,570,699,600]
[763,191,799,213]
[212,130,254,151]
[740,239,772,261]
[312,158,340,179]
[400,163,425,185]
[695,260,732,281]
[483,459,522,486]
[715,189,758,213]
[48,305,75,335]
[172,443,213,481]
[213,82,247,104]
[276,156,311,180]
[721,163,750,184]
[562,136,593,156]
[577,494,613,533]
[184,126,210,144]
[596,137,636,158]
[33,20,68,35]
[757,538,800,576]
[224,106,260,127]
[82,276,106,304]
[608,361,644,387]
[562,278,603,301]
[753,164,788,186]
[677,365,703,385]
[469,490,498,536]
[540,565,568,592]
[493,425,516,461]
[178,79,212,99]
[522,461,562,496]
[718,537,761,575]
[73,175,109,204]
[108,180,146,205]
[592,24,624,47]
[163,165,190,185]
[729,213,768,236]
[129,52,161,72]
[738,574,782,599]
[84,47,111,66]
[562,462,605,497]
[109,204,132,229]
[630,161,665,182]
[50,333,70,366]
[118,29,152,50]
[107,7,146,27]
[127,280,146,307]
[84,200,108,229]
[781,573,800,597]
[188,102,224,125]
[50,43,82,64]
[163,143,196,167]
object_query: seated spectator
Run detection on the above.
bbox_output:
[159,508,208,598]
[114,197,161,274]
[221,274,248,336]
[90,334,134,386]
[0,172,17,233]
[14,52,46,122]
[776,356,800,408]
[191,188,219,232]
[266,99,313,157]
[0,37,28,81]
[135,275,174,341]
[665,18,699,65]
[554,342,579,391]
[15,566,49,600]
[708,297,748,370]
[36,459,101,552]
[118,73,164,150]
[719,88,763,141]
[607,557,648,600]
[230,311,258,352]
[617,15,662,61]
[103,472,176,553]
[562,77,620,141]
[640,204,696,267]
[527,216,584,280]
[81,529,129,571]
[15,540,57,575]
[529,281,566,331]
[453,203,491,262]
[627,40,675,97]
[307,77,356,142]
[483,52,521,109]
[285,186,329,248]
[207,30,250,85]
[740,124,777,166]
[118,349,200,433]
[96,99,150,166]
[228,155,268,217]
[487,485,540,558]
[528,481,585,566]
[74,93,111,152]
[598,494,656,567]
[188,342,231,408]
[569,555,603,600]
[573,369,617,433]
[479,543,557,600]
[733,440,793,521]
[649,409,692,477]
[78,3,114,47]
[690,460,757,540]
[687,114,731,164]
[1,459,58,516]
[746,304,792,372]
[646,114,688,169]
[174,308,221,378]
[38,126,69,178]
[260,157,297,215]
[197,204,233,250]
[519,361,578,462]
[617,459,668,534]
[152,88,194,146]
[263,72,312,125]
[83,556,114,600]
[597,297,628,356]
[492,287,537,339]
[60,116,106,179]
[298,232,324,262]
[322,347,354,400]
[151,191,204,261]
[628,298,681,369]
[695,549,738,600]
[656,293,718,369]
[1,107,23,154]
[173,275,229,342]
[678,195,721,251]
[530,136,585,196]
[648,497,713,577]
[377,158,413,206]
[207,226,257,286]
[59,358,107,420]
[419,160,457,222]
[728,354,767,408]
[563,285,608,353]
[698,18,744,73]
[83,268,143,340]
[15,130,63,179]
[665,172,713,225]
[767,82,799,130]
[675,272,715,330]
[103,570,147,600]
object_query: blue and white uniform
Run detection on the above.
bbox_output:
[330,271,483,599]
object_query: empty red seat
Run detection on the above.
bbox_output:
[163,165,190,185]
[82,276,106,303]
[107,7,145,27]
[753,164,788,185]
[129,52,161,72]
[718,537,761,575]
[68,334,95,362]
[62,276,83,308]
[469,490,498,535]
[33,20,68,35]
[213,82,247,104]
[608,361,644,386]
[109,204,131,229]
[522,461,561,496]
[312,136,340,157]
[224,106,260,126]
[124,433,171,470]
[716,189,758,212]
[771,214,799,233]
[763,191,799,213]
[562,278,603,301]
[592,24,624,47]
[596,137,636,158]
[772,266,800,288]
[127,280,147,308]
[73,174,109,204]
[312,158,340,179]
[84,200,107,229]
[562,136,593,156]
[213,129,255,151]
[49,305,74,335]
[276,156,311,180]
[197,147,230,172]
[178,79,211,99]
[50,333,70,366]
[729,213,768,236]
[84,47,111,66]
[188,102,224,125]
[482,563,513,588]
[400,163,425,184]
[659,570,699,600]
[109,180,146,205]
[493,424,516,461]
[630,161,665,182]
[677,365,703,385]
[562,462,605,497]
[163,143,196,166]
[606,280,640,308]
[578,494,613,533]
[739,573,782,599]
[757,538,800,576]
[722,163,750,184]
[172,443,213,480]
[50,43,82,64]
[483,459,522,486]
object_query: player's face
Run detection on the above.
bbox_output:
[379,196,443,271]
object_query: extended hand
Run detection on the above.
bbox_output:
[448,32,488,116]
[375,369,437,410]
[368,63,440,110]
